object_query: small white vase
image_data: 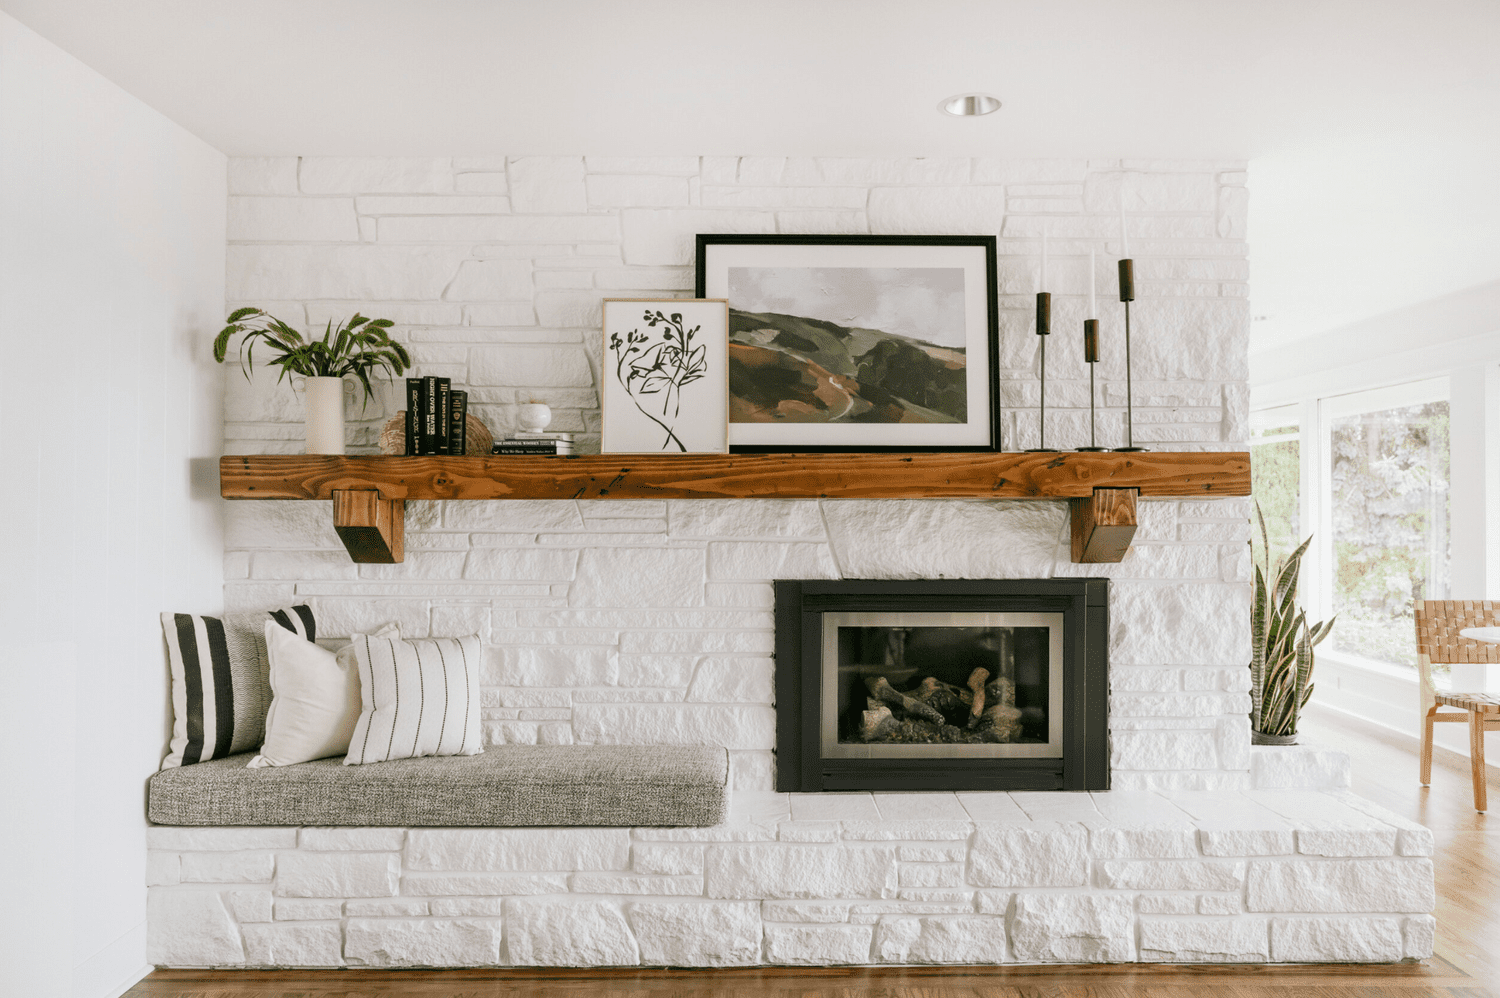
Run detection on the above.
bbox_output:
[303,377,348,455]
[517,402,552,434]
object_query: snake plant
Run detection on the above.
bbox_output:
[213,307,411,406]
[1250,501,1335,739]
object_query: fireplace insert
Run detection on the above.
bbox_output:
[774,579,1109,792]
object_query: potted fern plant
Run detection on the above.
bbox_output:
[1250,502,1335,745]
[214,308,410,454]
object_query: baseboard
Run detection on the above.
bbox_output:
[1304,702,1500,784]
[74,921,150,998]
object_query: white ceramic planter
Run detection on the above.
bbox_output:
[303,377,347,454]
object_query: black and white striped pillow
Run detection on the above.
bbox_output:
[160,606,317,768]
[344,632,482,765]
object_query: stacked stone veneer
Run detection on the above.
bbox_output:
[223,155,1255,793]
[146,788,1435,967]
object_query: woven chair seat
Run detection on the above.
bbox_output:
[1434,691,1500,714]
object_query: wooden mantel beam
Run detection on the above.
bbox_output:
[222,453,1248,566]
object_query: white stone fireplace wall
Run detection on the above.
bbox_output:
[221,155,1253,792]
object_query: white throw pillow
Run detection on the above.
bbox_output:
[344,632,483,765]
[248,621,399,768]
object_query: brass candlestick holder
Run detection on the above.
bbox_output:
[1025,291,1057,452]
[1076,318,1106,451]
[1114,258,1147,452]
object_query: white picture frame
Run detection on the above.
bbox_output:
[601,298,729,454]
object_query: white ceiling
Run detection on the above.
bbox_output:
[5,0,1497,351]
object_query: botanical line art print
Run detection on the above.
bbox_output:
[608,309,708,451]
[601,299,728,455]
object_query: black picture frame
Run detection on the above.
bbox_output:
[695,234,1002,452]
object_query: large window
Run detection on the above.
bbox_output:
[1252,380,1452,678]
[1323,382,1450,670]
[1250,404,1302,572]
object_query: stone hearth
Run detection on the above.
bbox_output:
[146,780,1434,968]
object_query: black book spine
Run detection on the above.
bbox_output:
[436,378,452,455]
[450,391,467,457]
[420,376,438,455]
[404,378,421,456]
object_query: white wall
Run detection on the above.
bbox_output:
[0,12,226,998]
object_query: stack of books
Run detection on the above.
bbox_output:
[404,377,468,455]
[492,432,574,456]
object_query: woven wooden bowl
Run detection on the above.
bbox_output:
[379,412,494,456]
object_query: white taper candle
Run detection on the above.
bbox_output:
[1089,248,1096,319]
[1040,229,1048,291]
[1119,192,1129,258]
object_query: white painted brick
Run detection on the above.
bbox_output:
[629,901,761,966]
[1199,894,1241,915]
[1112,730,1217,770]
[180,852,275,883]
[621,208,775,265]
[764,924,873,965]
[615,655,698,687]
[586,156,701,175]
[687,657,774,704]
[408,828,630,872]
[444,260,533,300]
[1096,860,1245,891]
[706,542,839,580]
[822,501,1064,580]
[1404,914,1436,959]
[276,853,398,897]
[299,157,453,194]
[1271,916,1403,961]
[484,645,616,685]
[509,157,587,212]
[1138,895,1196,914]
[243,922,343,966]
[229,157,299,195]
[776,211,868,234]
[228,245,466,300]
[785,157,971,185]
[570,874,704,895]
[229,197,358,241]
[574,704,774,749]
[706,844,897,899]
[1199,828,1295,856]
[595,266,693,290]
[898,864,963,888]
[567,547,705,608]
[969,824,1088,887]
[455,172,510,193]
[507,897,640,966]
[400,872,568,895]
[587,174,691,207]
[345,917,503,966]
[299,828,405,851]
[464,548,579,581]
[470,345,591,386]
[1012,894,1135,961]
[226,890,274,923]
[274,898,342,920]
[1088,826,1198,860]
[147,890,244,966]
[346,899,428,916]
[634,844,707,876]
[1139,917,1269,962]
[1246,859,1435,913]
[868,187,1007,235]
[356,195,510,214]
[146,852,181,886]
[149,828,299,851]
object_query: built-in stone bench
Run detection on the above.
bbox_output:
[146,746,729,827]
[145,787,1436,968]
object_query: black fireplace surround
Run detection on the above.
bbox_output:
[775,579,1109,792]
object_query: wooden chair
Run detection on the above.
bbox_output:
[1416,600,1500,811]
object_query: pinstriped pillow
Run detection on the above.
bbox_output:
[344,632,483,765]
[160,605,317,769]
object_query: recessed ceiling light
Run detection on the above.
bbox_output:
[939,93,1002,117]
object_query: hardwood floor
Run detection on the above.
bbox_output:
[126,706,1500,998]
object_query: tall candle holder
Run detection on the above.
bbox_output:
[1114,258,1146,451]
[1025,291,1057,452]
[1076,318,1106,451]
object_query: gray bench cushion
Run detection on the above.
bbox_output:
[147,745,728,827]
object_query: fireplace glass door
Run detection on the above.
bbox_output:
[822,612,1064,759]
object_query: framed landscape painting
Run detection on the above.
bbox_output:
[695,234,1000,452]
[601,298,729,454]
